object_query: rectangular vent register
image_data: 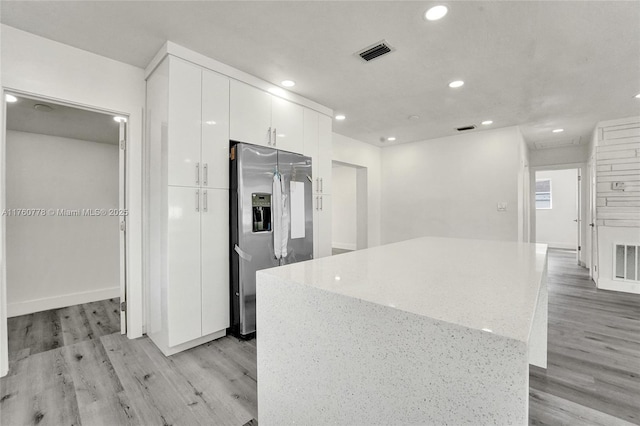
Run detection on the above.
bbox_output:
[615,243,640,282]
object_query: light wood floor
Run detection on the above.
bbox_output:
[1,250,639,425]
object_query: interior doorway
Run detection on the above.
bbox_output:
[535,168,581,261]
[3,93,127,342]
[331,161,368,255]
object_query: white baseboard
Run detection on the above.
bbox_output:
[597,278,640,294]
[332,242,356,251]
[7,287,120,317]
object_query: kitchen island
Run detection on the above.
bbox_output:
[256,237,548,425]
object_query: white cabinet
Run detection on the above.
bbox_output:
[303,109,333,258]
[147,55,230,356]
[167,186,202,346]
[271,95,304,153]
[167,57,229,189]
[230,80,304,153]
[201,188,230,336]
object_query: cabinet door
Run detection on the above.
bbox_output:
[230,80,272,146]
[168,58,202,187]
[202,70,230,189]
[167,186,202,346]
[201,189,230,336]
[271,96,304,153]
[318,195,333,258]
[318,114,333,194]
[303,109,320,193]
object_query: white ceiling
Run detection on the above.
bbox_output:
[6,96,120,145]
[2,1,639,148]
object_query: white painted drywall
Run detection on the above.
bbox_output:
[529,144,590,167]
[0,28,8,376]
[332,164,357,250]
[381,127,523,243]
[535,169,578,250]
[5,131,119,315]
[1,25,145,338]
[332,133,381,247]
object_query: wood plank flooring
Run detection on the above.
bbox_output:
[529,249,640,425]
[1,250,638,425]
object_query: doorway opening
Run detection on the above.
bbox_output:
[331,161,368,255]
[535,168,582,262]
[3,93,127,359]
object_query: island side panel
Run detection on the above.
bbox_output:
[528,261,548,369]
[256,273,529,425]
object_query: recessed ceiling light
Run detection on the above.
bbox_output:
[425,5,448,21]
[552,128,564,133]
[281,80,295,87]
[408,115,420,120]
[448,80,464,88]
[5,94,17,103]
[335,114,346,121]
[387,137,396,141]
[481,120,493,125]
[205,120,217,125]
[113,116,127,123]
[635,93,640,99]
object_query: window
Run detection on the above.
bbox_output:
[535,179,552,209]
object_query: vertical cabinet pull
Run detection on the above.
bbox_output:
[203,163,208,186]
[316,178,319,192]
[196,190,200,212]
[316,196,319,211]
[196,163,200,185]
[268,127,272,145]
[273,128,277,146]
[320,178,324,193]
[320,196,323,211]
[203,190,208,212]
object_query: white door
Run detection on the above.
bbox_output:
[201,189,230,335]
[576,169,582,264]
[167,186,202,346]
[271,96,304,153]
[118,120,127,334]
[202,70,230,189]
[230,80,272,146]
[168,58,202,187]
[318,114,333,195]
[590,155,599,282]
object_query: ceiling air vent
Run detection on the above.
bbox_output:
[357,40,395,62]
[457,125,476,132]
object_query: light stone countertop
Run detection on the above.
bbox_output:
[259,236,548,343]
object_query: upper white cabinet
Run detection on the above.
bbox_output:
[230,80,304,153]
[168,58,229,189]
[202,70,230,189]
[271,96,304,153]
[317,113,333,195]
[230,80,272,147]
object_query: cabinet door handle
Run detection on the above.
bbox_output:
[203,163,208,186]
[316,196,319,211]
[320,196,323,211]
[196,163,200,185]
[203,190,208,212]
[273,128,277,146]
[316,178,319,192]
[196,190,200,212]
[320,177,323,193]
[268,127,272,145]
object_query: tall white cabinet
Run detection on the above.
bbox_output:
[147,55,230,355]
[303,109,333,258]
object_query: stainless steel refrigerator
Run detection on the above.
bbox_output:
[230,142,313,338]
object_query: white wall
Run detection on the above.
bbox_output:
[0,23,8,376]
[381,127,524,244]
[332,133,382,248]
[529,144,590,167]
[535,169,578,250]
[6,131,119,316]
[0,25,145,345]
[332,164,357,250]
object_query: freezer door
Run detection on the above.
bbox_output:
[231,143,279,337]
[278,150,314,265]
